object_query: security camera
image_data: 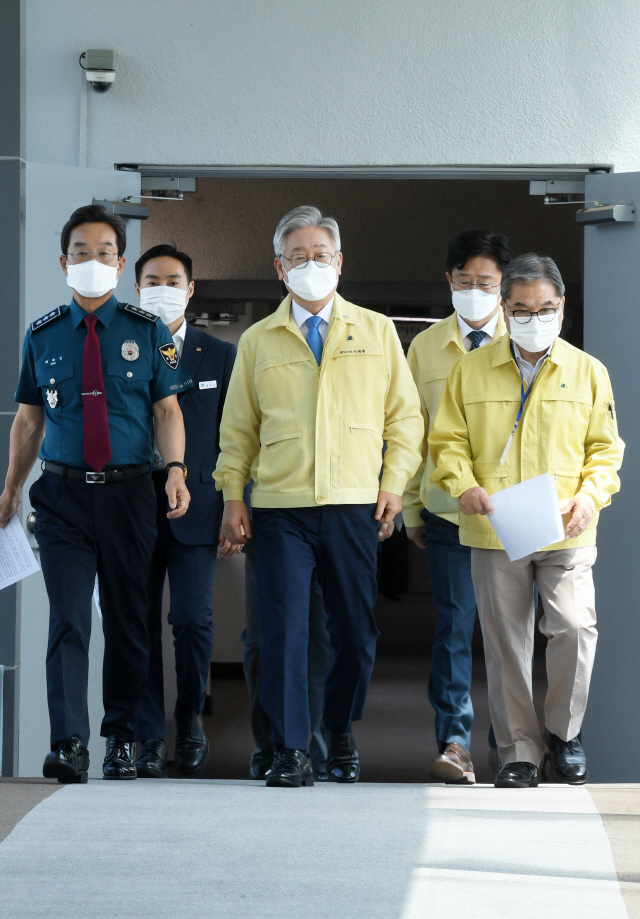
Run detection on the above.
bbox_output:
[80,50,116,94]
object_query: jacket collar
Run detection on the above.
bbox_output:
[69,294,118,329]
[440,307,507,352]
[181,322,206,378]
[265,292,356,333]
[492,329,566,368]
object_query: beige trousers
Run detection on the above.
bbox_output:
[471,546,598,767]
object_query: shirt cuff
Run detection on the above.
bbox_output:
[222,484,246,503]
[402,507,424,528]
[578,486,603,512]
[431,472,479,498]
[379,473,406,497]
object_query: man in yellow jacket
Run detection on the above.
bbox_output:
[403,230,511,785]
[430,253,623,788]
[214,206,423,787]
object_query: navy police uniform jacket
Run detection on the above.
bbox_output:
[15,295,193,465]
[167,323,236,546]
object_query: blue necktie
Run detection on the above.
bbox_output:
[306,315,324,365]
[468,330,485,351]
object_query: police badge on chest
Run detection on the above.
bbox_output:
[46,389,58,408]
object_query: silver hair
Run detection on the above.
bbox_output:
[501,253,565,301]
[273,205,341,257]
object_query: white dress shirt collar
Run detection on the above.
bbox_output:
[171,317,188,358]
[291,297,334,346]
[512,341,551,387]
[457,311,500,352]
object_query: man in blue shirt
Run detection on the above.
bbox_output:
[0,204,193,782]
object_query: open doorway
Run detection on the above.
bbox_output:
[138,175,585,782]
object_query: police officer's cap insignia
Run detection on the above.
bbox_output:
[121,340,139,361]
[46,389,58,408]
[159,342,179,370]
[121,303,157,322]
[31,306,66,333]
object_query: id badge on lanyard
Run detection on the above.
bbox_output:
[499,370,532,466]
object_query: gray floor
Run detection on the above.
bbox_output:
[0,780,630,919]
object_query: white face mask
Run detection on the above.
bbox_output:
[283,260,338,302]
[451,288,499,322]
[66,260,118,298]
[508,313,561,352]
[139,286,188,325]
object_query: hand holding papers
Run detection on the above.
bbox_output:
[0,513,40,590]
[487,473,565,561]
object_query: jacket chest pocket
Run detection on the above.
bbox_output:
[255,355,315,411]
[539,391,592,453]
[107,359,153,409]
[36,362,75,410]
[463,394,520,457]
[330,350,387,405]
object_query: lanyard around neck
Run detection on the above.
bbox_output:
[499,367,533,466]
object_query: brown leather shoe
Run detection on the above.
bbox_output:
[429,742,476,784]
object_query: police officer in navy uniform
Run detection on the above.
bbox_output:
[0,205,193,782]
[131,244,238,778]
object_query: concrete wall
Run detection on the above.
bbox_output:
[26,0,640,172]
[141,178,584,283]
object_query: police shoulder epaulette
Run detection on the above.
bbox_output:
[30,306,67,332]
[120,303,158,323]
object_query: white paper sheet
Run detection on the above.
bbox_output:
[93,575,102,619]
[0,513,40,590]
[487,473,565,561]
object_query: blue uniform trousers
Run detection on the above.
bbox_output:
[30,469,157,747]
[137,473,216,740]
[242,538,332,771]
[252,504,379,751]
[421,508,476,749]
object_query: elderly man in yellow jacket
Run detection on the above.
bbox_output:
[430,253,622,789]
[214,206,423,788]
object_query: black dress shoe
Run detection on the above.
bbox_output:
[325,724,360,783]
[43,736,89,784]
[266,749,314,787]
[136,739,169,778]
[249,747,278,780]
[174,703,209,776]
[545,731,588,784]
[313,770,330,782]
[495,761,538,788]
[103,737,137,780]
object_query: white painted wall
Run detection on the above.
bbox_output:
[25,0,640,172]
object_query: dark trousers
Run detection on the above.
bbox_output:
[252,505,379,750]
[421,508,476,749]
[30,469,157,747]
[242,538,333,771]
[137,472,217,741]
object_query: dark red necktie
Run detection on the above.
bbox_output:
[82,314,112,471]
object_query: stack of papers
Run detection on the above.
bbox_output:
[488,473,565,561]
[0,514,40,590]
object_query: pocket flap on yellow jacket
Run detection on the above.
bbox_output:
[473,462,514,478]
[263,430,303,447]
[540,390,592,405]
[549,462,584,476]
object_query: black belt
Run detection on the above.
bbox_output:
[44,461,148,484]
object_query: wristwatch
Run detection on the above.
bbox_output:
[165,461,187,479]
